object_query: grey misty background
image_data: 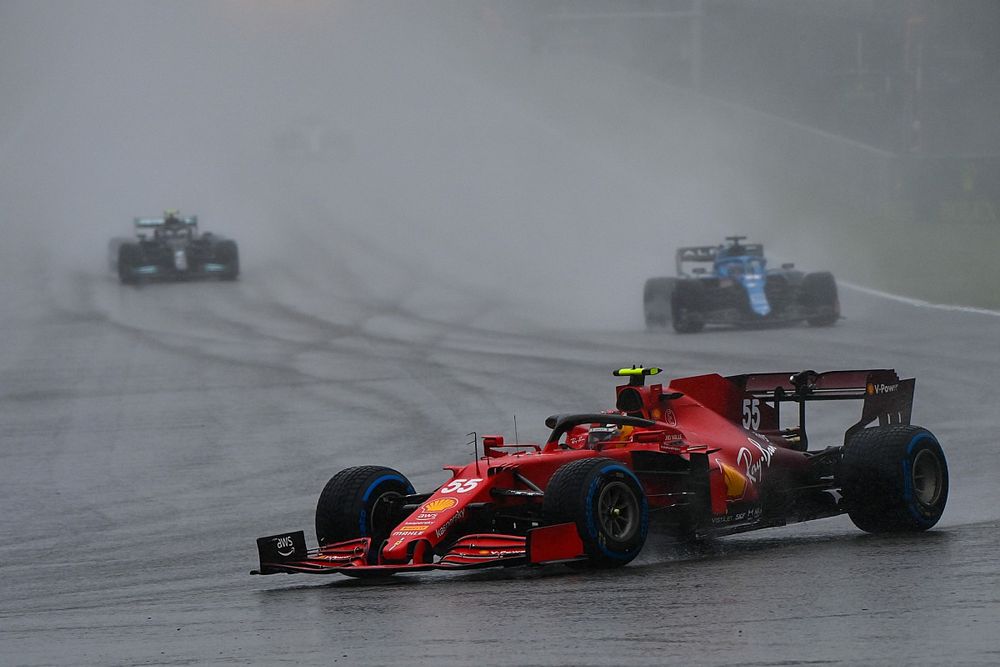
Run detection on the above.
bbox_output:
[1,0,998,321]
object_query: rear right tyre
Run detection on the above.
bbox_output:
[543,457,648,567]
[839,425,948,532]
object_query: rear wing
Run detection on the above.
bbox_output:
[726,369,914,448]
[675,243,764,276]
[134,216,198,227]
[675,246,717,276]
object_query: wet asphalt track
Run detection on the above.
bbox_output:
[4,5,999,664]
[2,245,1000,667]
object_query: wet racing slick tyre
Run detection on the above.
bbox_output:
[643,277,676,329]
[671,280,706,333]
[839,425,948,532]
[801,271,839,326]
[315,466,415,559]
[117,244,142,285]
[215,240,240,280]
[543,457,648,567]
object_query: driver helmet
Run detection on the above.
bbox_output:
[587,423,622,447]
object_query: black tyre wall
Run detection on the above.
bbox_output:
[839,425,948,532]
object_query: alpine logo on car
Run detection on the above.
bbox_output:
[252,366,948,580]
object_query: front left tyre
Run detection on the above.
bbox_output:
[543,457,648,567]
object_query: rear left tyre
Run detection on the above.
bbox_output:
[543,457,648,567]
[839,425,948,532]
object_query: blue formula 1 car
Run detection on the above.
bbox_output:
[108,210,239,284]
[643,236,839,333]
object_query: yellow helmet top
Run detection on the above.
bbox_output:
[613,366,661,378]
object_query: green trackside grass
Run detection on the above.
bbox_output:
[772,198,1000,311]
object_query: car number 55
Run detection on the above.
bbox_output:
[440,478,482,494]
[742,398,761,430]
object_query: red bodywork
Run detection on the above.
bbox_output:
[253,368,914,577]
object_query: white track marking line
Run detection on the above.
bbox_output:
[842,281,1000,318]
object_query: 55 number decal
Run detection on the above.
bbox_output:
[440,478,482,494]
[741,398,761,430]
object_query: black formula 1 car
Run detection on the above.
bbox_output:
[644,236,839,333]
[251,366,948,579]
[108,211,239,284]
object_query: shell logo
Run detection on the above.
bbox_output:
[423,497,458,512]
[866,383,875,395]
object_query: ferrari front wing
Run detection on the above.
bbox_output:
[252,523,585,577]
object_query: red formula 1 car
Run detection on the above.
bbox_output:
[252,367,949,578]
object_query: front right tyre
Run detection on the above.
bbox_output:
[543,457,648,567]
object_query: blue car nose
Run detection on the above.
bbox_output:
[741,276,771,316]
